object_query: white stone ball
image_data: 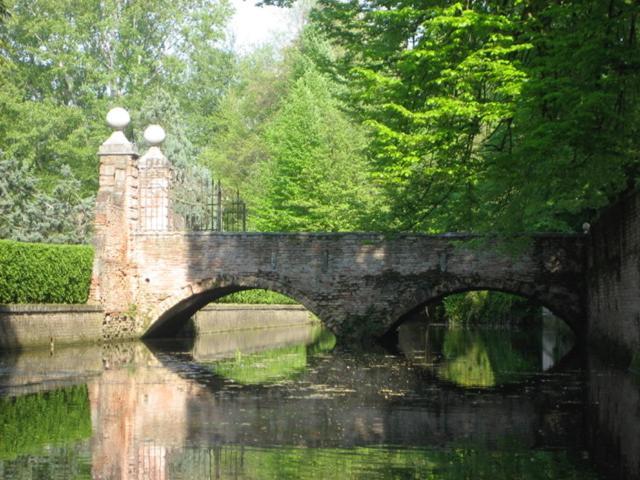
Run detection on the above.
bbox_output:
[106,107,130,130]
[144,124,166,146]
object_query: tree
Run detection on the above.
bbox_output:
[201,27,378,232]
[0,155,93,243]
[200,45,287,189]
[0,0,233,192]
[311,0,640,233]
[251,63,375,231]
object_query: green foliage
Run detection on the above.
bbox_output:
[211,344,309,384]
[251,62,376,231]
[0,385,91,460]
[443,291,540,326]
[0,0,233,193]
[0,156,94,244]
[312,0,640,233]
[306,327,337,355]
[205,29,379,232]
[0,239,93,303]
[438,328,538,388]
[209,325,335,384]
[171,443,599,479]
[200,46,287,190]
[215,289,298,305]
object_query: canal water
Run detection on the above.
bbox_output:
[0,317,638,479]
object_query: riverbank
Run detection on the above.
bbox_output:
[0,303,314,351]
[0,304,103,350]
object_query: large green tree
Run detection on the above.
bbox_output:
[204,28,378,232]
[200,45,288,189]
[0,0,233,193]
[251,59,375,231]
[0,155,93,243]
[311,0,640,233]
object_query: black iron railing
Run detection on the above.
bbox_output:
[170,168,247,232]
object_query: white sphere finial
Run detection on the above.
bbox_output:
[106,107,130,130]
[144,124,166,146]
[582,222,591,235]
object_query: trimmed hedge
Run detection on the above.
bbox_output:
[0,239,93,304]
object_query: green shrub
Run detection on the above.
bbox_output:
[215,289,298,305]
[443,291,541,326]
[0,239,93,303]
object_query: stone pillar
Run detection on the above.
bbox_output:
[90,108,139,314]
[138,125,173,231]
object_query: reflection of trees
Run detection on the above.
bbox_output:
[209,344,309,384]
[443,291,541,326]
[437,329,538,388]
[0,385,91,478]
[166,443,599,480]
[208,327,336,385]
[0,385,91,461]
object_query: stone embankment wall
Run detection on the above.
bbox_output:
[0,304,103,350]
[586,189,640,362]
[192,304,313,335]
[0,303,314,351]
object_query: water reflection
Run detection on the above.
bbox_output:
[0,320,636,479]
[398,316,576,388]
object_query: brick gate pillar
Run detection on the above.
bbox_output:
[138,125,173,231]
[90,108,139,315]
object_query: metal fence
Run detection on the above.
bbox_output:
[170,167,247,232]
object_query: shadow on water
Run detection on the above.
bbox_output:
[586,355,640,480]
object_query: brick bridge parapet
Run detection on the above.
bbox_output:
[90,109,586,341]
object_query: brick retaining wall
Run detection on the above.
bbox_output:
[193,304,313,335]
[0,304,103,350]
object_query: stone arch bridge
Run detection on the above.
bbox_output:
[91,110,585,341]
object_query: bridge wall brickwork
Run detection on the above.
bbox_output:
[124,232,584,340]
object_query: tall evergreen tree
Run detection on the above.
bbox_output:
[251,63,374,231]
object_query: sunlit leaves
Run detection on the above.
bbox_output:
[251,62,375,232]
[313,0,640,233]
[0,0,233,194]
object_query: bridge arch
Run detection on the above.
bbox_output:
[385,283,579,336]
[142,275,324,338]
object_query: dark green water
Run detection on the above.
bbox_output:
[0,318,638,479]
